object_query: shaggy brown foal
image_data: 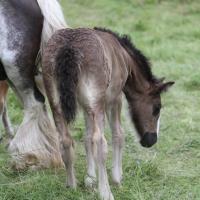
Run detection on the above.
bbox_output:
[0,81,13,138]
[42,27,174,200]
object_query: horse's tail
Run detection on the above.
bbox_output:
[56,45,81,123]
[36,0,68,51]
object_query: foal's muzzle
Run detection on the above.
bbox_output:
[140,132,157,148]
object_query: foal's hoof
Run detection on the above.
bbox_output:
[112,170,123,186]
[66,179,77,189]
[84,175,97,189]
[100,191,114,200]
[112,175,123,186]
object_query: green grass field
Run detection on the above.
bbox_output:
[1,0,200,199]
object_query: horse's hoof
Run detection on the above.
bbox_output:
[84,175,97,189]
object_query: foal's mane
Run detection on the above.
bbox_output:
[94,27,157,83]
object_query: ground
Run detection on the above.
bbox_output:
[0,0,200,199]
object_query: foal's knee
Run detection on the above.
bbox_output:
[62,136,74,150]
[92,132,108,162]
[113,133,124,148]
[60,135,74,163]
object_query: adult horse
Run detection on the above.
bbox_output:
[42,27,174,199]
[0,0,67,169]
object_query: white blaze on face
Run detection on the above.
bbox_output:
[156,116,161,136]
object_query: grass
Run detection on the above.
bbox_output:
[1,0,200,199]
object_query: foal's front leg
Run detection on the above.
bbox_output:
[85,108,114,200]
[107,98,124,185]
[84,111,97,188]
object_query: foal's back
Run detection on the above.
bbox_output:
[44,28,130,108]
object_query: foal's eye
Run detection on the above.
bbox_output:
[153,104,161,116]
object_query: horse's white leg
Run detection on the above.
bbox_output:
[8,94,62,170]
[2,103,14,138]
[86,108,114,200]
[3,64,62,170]
[107,98,124,185]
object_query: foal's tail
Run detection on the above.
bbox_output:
[56,45,81,123]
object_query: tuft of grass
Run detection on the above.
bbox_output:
[183,74,200,91]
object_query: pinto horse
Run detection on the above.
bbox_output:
[42,27,174,200]
[0,81,13,138]
[0,0,67,169]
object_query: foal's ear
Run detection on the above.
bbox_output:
[150,81,175,95]
[157,77,165,83]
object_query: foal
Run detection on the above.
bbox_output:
[42,28,174,200]
[0,81,13,138]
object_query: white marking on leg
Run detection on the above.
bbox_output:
[8,93,62,169]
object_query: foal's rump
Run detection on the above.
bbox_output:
[43,28,129,117]
[43,28,116,118]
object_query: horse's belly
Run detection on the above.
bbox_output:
[0,7,7,58]
[0,6,19,63]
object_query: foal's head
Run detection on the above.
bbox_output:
[129,79,174,148]
[93,27,174,148]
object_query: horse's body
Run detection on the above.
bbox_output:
[42,27,174,200]
[0,81,13,138]
[0,0,67,169]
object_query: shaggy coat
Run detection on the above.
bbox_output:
[42,27,174,200]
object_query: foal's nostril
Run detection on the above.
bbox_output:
[140,132,157,148]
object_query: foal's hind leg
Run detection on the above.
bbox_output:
[52,108,76,188]
[85,107,114,200]
[106,97,124,185]
[84,111,97,188]
[43,77,76,187]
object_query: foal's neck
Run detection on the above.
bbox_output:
[124,54,151,97]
